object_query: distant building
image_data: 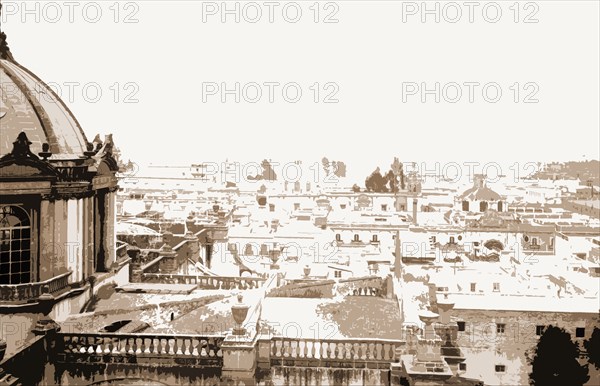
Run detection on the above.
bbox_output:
[456,175,505,213]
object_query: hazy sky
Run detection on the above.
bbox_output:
[2,0,599,179]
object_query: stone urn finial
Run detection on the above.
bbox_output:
[231,293,250,336]
[39,142,52,160]
[303,265,311,278]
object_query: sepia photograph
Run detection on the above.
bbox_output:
[0,1,599,385]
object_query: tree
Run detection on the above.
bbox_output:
[322,157,330,176]
[390,157,405,190]
[365,167,388,193]
[352,183,361,193]
[261,159,277,181]
[335,161,347,178]
[247,160,277,181]
[385,169,397,192]
[584,327,600,369]
[529,325,589,386]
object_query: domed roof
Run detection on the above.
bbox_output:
[459,174,501,201]
[0,58,89,160]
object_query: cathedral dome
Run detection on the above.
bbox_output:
[0,58,90,160]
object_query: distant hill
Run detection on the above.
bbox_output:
[532,160,600,185]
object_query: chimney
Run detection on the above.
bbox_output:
[412,198,418,225]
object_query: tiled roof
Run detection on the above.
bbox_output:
[459,186,502,201]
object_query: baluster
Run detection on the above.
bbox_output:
[179,338,186,355]
[216,338,223,357]
[374,343,383,360]
[173,337,179,355]
[168,338,175,355]
[76,336,83,354]
[72,336,79,353]
[364,342,371,360]
[120,337,127,354]
[159,338,167,354]
[129,337,136,354]
[321,342,328,359]
[281,339,288,358]
[201,339,209,357]
[351,343,358,360]
[182,338,191,355]
[310,340,316,359]
[68,336,78,353]
[140,337,148,354]
[206,338,215,357]
[95,337,103,354]
[76,336,83,353]
[190,338,198,356]
[302,340,309,358]
[273,339,281,357]
[136,337,144,354]
[62,335,70,353]
[86,336,94,354]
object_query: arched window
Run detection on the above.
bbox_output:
[480,201,488,212]
[0,206,31,284]
[497,201,503,212]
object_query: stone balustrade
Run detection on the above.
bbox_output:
[141,273,266,290]
[269,337,405,368]
[0,271,72,303]
[56,332,225,367]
